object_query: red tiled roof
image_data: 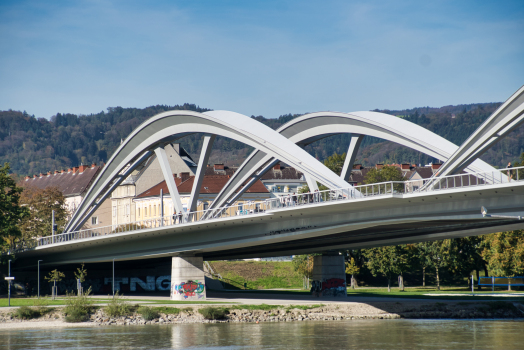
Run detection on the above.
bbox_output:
[137,175,269,198]
[20,166,101,197]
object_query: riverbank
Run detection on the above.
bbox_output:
[1,300,523,330]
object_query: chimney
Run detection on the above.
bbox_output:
[207,164,210,167]
[401,163,411,170]
[214,164,224,171]
[91,163,96,168]
[78,164,88,173]
[273,163,281,170]
[67,168,72,173]
[61,169,65,174]
[180,172,190,182]
[375,164,384,170]
[352,164,362,170]
[33,174,38,179]
[431,163,442,170]
[72,167,78,173]
[47,171,51,176]
[39,173,43,177]
[54,170,59,175]
[25,176,30,181]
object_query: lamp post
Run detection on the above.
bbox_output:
[8,259,12,307]
[38,260,43,298]
[481,206,522,220]
[112,258,115,299]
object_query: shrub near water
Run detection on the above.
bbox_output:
[64,287,94,323]
[198,307,229,320]
[14,305,40,320]
[104,292,132,317]
[138,306,160,321]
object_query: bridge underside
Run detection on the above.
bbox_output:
[13,182,524,270]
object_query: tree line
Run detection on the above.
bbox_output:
[293,153,524,291]
[2,100,523,177]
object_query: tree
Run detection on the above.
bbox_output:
[323,152,346,176]
[74,263,88,295]
[345,257,360,289]
[364,165,405,193]
[417,240,452,291]
[292,254,315,289]
[481,230,524,290]
[74,263,88,283]
[447,237,487,290]
[0,163,29,253]
[45,269,65,299]
[363,245,410,292]
[18,185,67,243]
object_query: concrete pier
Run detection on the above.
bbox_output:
[311,254,347,297]
[170,256,206,301]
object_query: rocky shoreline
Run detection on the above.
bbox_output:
[1,301,523,329]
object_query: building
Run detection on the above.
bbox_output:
[348,163,442,190]
[21,163,111,229]
[110,143,197,227]
[260,163,307,198]
[134,173,270,221]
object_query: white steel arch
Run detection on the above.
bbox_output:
[205,110,501,212]
[64,110,353,232]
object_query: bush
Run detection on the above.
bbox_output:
[154,306,181,315]
[138,306,160,321]
[198,307,229,320]
[14,306,40,320]
[104,291,132,317]
[64,287,93,323]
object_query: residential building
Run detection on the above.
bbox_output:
[21,163,111,229]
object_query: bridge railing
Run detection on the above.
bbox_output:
[35,165,524,248]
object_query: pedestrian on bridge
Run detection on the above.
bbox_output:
[178,211,182,224]
[508,162,513,182]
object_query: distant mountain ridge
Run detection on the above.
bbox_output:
[1,101,522,176]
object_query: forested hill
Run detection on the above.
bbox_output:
[1,101,523,176]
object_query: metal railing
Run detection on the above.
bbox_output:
[33,165,524,248]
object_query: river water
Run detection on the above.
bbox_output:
[1,320,523,349]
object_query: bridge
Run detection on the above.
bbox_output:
[11,85,524,299]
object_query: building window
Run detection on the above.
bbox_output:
[112,206,116,217]
[126,204,130,216]
[238,203,243,211]
[203,202,209,211]
[149,205,151,217]
[138,208,141,217]
[145,207,148,217]
[91,217,98,225]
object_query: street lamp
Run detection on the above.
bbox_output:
[8,259,12,307]
[112,258,115,299]
[481,206,522,220]
[38,260,43,298]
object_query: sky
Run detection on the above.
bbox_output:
[0,0,523,119]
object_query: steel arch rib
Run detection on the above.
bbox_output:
[205,110,500,212]
[431,84,524,178]
[64,110,352,232]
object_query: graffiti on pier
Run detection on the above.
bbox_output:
[173,280,205,299]
[311,278,346,297]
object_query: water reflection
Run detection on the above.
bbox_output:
[1,320,523,350]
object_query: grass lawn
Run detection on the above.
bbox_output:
[0,297,233,308]
[346,286,524,301]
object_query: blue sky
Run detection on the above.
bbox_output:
[1,0,523,119]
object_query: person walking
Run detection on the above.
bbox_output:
[172,210,176,225]
[292,192,297,206]
[177,211,182,224]
[507,162,513,182]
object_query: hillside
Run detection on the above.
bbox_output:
[1,101,522,176]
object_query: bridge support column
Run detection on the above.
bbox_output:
[311,254,347,298]
[170,256,206,301]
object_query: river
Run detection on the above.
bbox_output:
[1,319,523,349]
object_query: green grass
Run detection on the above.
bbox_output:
[0,298,232,308]
[153,306,182,315]
[198,307,229,320]
[346,287,524,301]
